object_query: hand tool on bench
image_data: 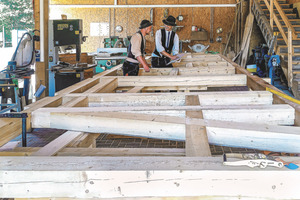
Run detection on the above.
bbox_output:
[223,153,283,168]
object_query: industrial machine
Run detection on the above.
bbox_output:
[0,31,37,113]
[94,36,130,73]
[48,19,96,96]
[247,44,287,87]
[95,47,127,73]
[103,36,130,48]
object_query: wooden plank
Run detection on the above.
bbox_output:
[169,68,179,76]
[185,95,211,157]
[67,133,101,148]
[0,119,22,147]
[175,61,229,67]
[62,91,273,107]
[126,86,144,93]
[12,197,274,200]
[32,104,293,121]
[115,75,247,87]
[0,147,185,157]
[31,131,83,156]
[139,66,236,76]
[202,105,295,125]
[84,77,118,93]
[1,157,300,198]
[270,0,274,29]
[60,96,88,107]
[240,12,254,68]
[58,148,185,156]
[0,141,20,151]
[33,104,291,116]
[185,63,193,68]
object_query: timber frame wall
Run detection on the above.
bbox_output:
[1,53,300,199]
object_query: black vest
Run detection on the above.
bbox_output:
[153,29,176,57]
[127,31,144,61]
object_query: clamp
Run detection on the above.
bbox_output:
[223,153,283,169]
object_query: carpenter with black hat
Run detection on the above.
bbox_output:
[123,19,152,76]
[151,15,179,68]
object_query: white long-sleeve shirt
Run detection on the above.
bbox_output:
[152,29,179,57]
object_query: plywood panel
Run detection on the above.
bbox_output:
[49,0,236,53]
[289,0,300,4]
[50,0,114,5]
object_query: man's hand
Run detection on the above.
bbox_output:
[170,55,178,60]
[143,65,150,72]
[137,55,150,73]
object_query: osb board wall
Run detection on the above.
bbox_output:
[51,0,236,5]
[49,0,236,53]
[288,0,300,4]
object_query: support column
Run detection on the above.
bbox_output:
[34,0,49,99]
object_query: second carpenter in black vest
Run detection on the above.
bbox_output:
[151,15,180,68]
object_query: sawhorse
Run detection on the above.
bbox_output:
[0,78,21,113]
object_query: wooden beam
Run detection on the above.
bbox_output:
[185,95,211,157]
[1,156,300,198]
[185,63,193,68]
[58,148,185,156]
[60,96,88,107]
[115,75,247,87]
[31,131,83,156]
[0,119,22,147]
[31,111,300,153]
[175,61,229,67]
[0,141,20,151]
[62,91,273,107]
[67,133,101,148]
[126,86,144,93]
[139,66,235,76]
[202,104,294,125]
[83,78,118,93]
[169,68,179,76]
[32,104,294,126]
[0,147,185,157]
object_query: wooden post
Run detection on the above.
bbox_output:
[270,0,274,30]
[288,28,293,88]
[185,95,211,157]
[34,0,49,99]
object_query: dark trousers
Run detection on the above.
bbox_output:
[122,61,139,76]
[151,57,173,68]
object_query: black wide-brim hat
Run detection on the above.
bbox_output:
[163,15,176,26]
[139,19,153,29]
